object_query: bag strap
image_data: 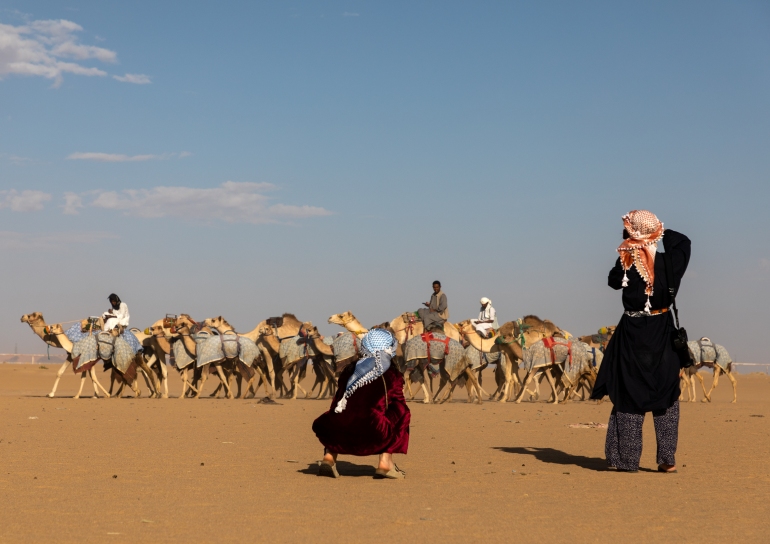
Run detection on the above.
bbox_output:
[663,252,681,330]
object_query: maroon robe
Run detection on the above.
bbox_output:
[312,364,410,456]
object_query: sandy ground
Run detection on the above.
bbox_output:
[0,363,768,543]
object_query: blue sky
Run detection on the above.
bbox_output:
[1,1,769,363]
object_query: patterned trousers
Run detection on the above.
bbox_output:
[605,402,679,471]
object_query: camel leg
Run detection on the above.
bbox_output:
[90,368,111,398]
[702,367,721,402]
[195,367,208,398]
[432,375,449,403]
[159,361,169,398]
[47,361,72,398]
[544,368,559,404]
[464,368,483,405]
[73,371,89,399]
[214,364,234,399]
[725,369,737,403]
[514,369,537,403]
[180,368,189,399]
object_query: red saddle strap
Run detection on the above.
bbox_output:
[420,332,450,361]
[542,336,573,368]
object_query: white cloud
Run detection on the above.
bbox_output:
[86,181,332,224]
[66,151,190,162]
[0,18,145,87]
[0,189,51,211]
[113,73,151,84]
[0,230,116,251]
[62,192,83,215]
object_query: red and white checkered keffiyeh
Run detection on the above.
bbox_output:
[617,210,664,310]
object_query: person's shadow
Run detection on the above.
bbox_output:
[298,461,377,477]
[494,446,624,472]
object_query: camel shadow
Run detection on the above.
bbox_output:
[493,446,653,472]
[298,461,377,478]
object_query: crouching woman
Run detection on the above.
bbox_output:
[312,329,410,479]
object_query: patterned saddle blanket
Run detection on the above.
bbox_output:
[196,333,259,368]
[280,335,324,366]
[687,339,731,370]
[585,346,604,369]
[404,333,467,381]
[521,338,588,386]
[66,323,143,354]
[71,332,136,374]
[171,331,212,369]
[463,345,503,370]
[332,332,359,363]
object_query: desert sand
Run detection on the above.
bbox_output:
[0,363,768,543]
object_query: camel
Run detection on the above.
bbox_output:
[41,323,112,398]
[227,313,306,398]
[68,324,147,398]
[301,326,338,399]
[684,338,737,403]
[328,312,369,337]
[274,322,335,400]
[21,313,110,398]
[402,332,483,404]
[513,334,590,404]
[203,315,296,399]
[455,315,560,402]
[104,327,161,398]
[578,326,616,351]
[194,316,265,399]
[145,315,209,399]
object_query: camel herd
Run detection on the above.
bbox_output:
[19,310,738,403]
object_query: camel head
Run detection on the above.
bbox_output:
[454,319,474,336]
[328,311,355,326]
[176,314,198,329]
[204,316,231,331]
[21,312,43,325]
[148,318,174,337]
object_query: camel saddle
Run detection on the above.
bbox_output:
[542,336,573,368]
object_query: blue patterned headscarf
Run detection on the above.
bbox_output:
[334,329,397,413]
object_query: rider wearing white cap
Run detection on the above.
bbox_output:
[471,297,498,338]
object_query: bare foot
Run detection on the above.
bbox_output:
[658,464,677,473]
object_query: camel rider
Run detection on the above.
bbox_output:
[471,297,498,338]
[417,281,448,332]
[102,293,129,331]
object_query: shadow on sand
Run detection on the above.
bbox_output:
[493,446,650,472]
[298,461,377,478]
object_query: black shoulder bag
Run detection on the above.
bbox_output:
[663,252,692,368]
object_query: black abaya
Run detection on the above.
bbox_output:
[591,229,691,414]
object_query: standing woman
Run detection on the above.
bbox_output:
[312,328,410,479]
[591,210,691,473]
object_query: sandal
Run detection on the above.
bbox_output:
[374,464,406,479]
[318,460,339,478]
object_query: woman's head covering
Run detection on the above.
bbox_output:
[334,329,397,413]
[617,210,664,311]
[480,297,491,306]
[108,293,121,309]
